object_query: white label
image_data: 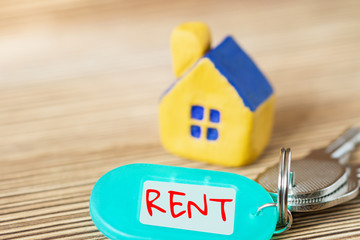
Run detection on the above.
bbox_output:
[139,181,236,235]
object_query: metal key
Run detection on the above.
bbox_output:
[287,164,360,211]
[256,127,360,212]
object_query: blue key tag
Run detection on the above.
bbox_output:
[90,163,278,240]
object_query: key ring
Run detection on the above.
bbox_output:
[257,148,293,234]
[278,148,291,227]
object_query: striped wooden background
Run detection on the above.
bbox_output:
[1,0,360,239]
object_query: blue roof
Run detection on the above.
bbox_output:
[205,36,273,111]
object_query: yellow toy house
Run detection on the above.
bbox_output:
[159,22,275,167]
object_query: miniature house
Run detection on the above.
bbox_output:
[159,22,275,167]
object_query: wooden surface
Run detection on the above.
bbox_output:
[1,0,360,239]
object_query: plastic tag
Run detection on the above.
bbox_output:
[89,164,277,240]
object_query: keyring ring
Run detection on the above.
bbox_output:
[256,203,293,234]
[277,148,291,226]
[256,148,292,234]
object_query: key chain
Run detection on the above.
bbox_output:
[89,149,293,240]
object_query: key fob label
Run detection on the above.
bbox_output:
[90,163,277,240]
[140,180,236,235]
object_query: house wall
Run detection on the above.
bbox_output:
[248,95,275,165]
[159,58,256,166]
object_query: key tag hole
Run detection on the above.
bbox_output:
[256,148,293,235]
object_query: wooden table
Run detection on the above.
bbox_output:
[1,0,360,239]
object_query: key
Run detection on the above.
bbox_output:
[312,127,360,164]
[256,127,360,212]
[288,164,360,212]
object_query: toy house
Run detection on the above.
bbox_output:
[159,22,275,167]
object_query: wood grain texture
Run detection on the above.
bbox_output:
[0,0,360,239]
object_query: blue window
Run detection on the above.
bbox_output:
[209,109,220,123]
[207,128,218,141]
[190,125,201,138]
[191,105,204,120]
[190,105,220,141]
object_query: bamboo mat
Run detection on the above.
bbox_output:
[1,0,360,239]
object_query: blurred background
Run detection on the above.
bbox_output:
[1,0,360,239]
